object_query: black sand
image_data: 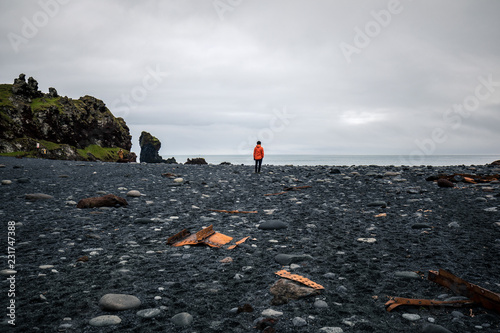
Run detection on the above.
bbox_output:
[1,156,499,332]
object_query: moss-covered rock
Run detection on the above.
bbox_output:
[0,74,132,162]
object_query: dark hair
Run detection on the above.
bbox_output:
[257,141,261,145]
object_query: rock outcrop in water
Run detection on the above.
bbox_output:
[139,131,176,164]
[0,74,132,161]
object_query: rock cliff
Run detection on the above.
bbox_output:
[0,74,132,161]
[139,131,176,163]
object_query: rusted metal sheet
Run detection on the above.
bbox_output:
[428,269,500,314]
[167,225,245,248]
[385,297,474,312]
[275,270,324,290]
[227,236,250,250]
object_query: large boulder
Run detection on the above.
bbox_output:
[139,131,166,163]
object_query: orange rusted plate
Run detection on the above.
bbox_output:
[196,225,215,242]
[204,232,233,248]
[275,270,324,290]
[227,236,250,250]
[463,177,476,184]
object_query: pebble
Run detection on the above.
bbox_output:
[367,201,387,208]
[0,269,17,275]
[394,271,420,279]
[126,190,142,197]
[25,193,54,200]
[274,253,314,265]
[448,222,460,228]
[261,309,283,318]
[88,315,121,327]
[99,293,141,311]
[319,327,344,333]
[292,317,307,327]
[1,180,12,185]
[402,313,420,321]
[314,299,329,309]
[136,308,161,318]
[171,312,193,327]
[258,220,288,230]
[422,323,453,333]
[357,237,376,243]
[39,265,54,269]
[173,178,184,183]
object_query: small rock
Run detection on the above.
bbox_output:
[292,317,307,327]
[402,313,420,321]
[171,312,193,327]
[367,201,387,208]
[448,222,460,228]
[261,309,283,318]
[0,269,17,275]
[258,220,288,230]
[319,327,344,333]
[136,308,161,318]
[173,178,184,183]
[422,323,453,333]
[274,253,313,265]
[314,300,328,309]
[89,315,121,327]
[395,271,420,279]
[1,180,12,185]
[25,193,53,200]
[437,179,454,188]
[17,178,30,183]
[99,293,141,311]
[357,238,376,243]
[270,279,320,305]
[126,190,142,197]
[39,265,54,269]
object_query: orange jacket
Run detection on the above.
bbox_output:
[253,144,264,160]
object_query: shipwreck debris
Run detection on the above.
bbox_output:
[166,225,249,249]
[275,270,324,290]
[385,269,500,314]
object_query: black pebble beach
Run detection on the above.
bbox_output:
[1,156,499,332]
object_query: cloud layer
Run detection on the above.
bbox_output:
[1,0,499,156]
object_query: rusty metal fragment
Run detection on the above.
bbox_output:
[385,297,474,312]
[385,269,500,314]
[275,270,324,290]
[167,225,247,248]
[428,269,500,314]
[227,236,250,250]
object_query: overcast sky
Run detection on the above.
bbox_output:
[1,0,500,158]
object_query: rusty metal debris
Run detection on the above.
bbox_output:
[385,297,474,312]
[265,186,312,196]
[426,173,499,184]
[167,225,249,249]
[385,269,500,314]
[209,209,258,214]
[275,270,324,290]
[428,269,500,314]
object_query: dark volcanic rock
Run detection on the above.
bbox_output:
[0,74,132,161]
[270,279,320,305]
[139,131,165,163]
[77,194,128,208]
[437,178,454,188]
[185,157,208,165]
[258,220,288,230]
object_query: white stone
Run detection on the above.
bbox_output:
[89,315,121,327]
[1,180,12,185]
[357,238,376,243]
[261,309,283,318]
[173,178,184,183]
[39,265,54,269]
[127,190,142,197]
[402,313,421,321]
[0,269,17,275]
[319,327,344,333]
[292,317,307,327]
[171,312,193,327]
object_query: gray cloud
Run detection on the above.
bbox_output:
[1,0,499,156]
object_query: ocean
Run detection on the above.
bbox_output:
[163,154,499,167]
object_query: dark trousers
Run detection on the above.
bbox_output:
[255,159,262,173]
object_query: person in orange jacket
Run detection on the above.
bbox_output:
[253,141,264,173]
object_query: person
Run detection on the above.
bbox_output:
[253,141,264,173]
[118,149,124,160]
